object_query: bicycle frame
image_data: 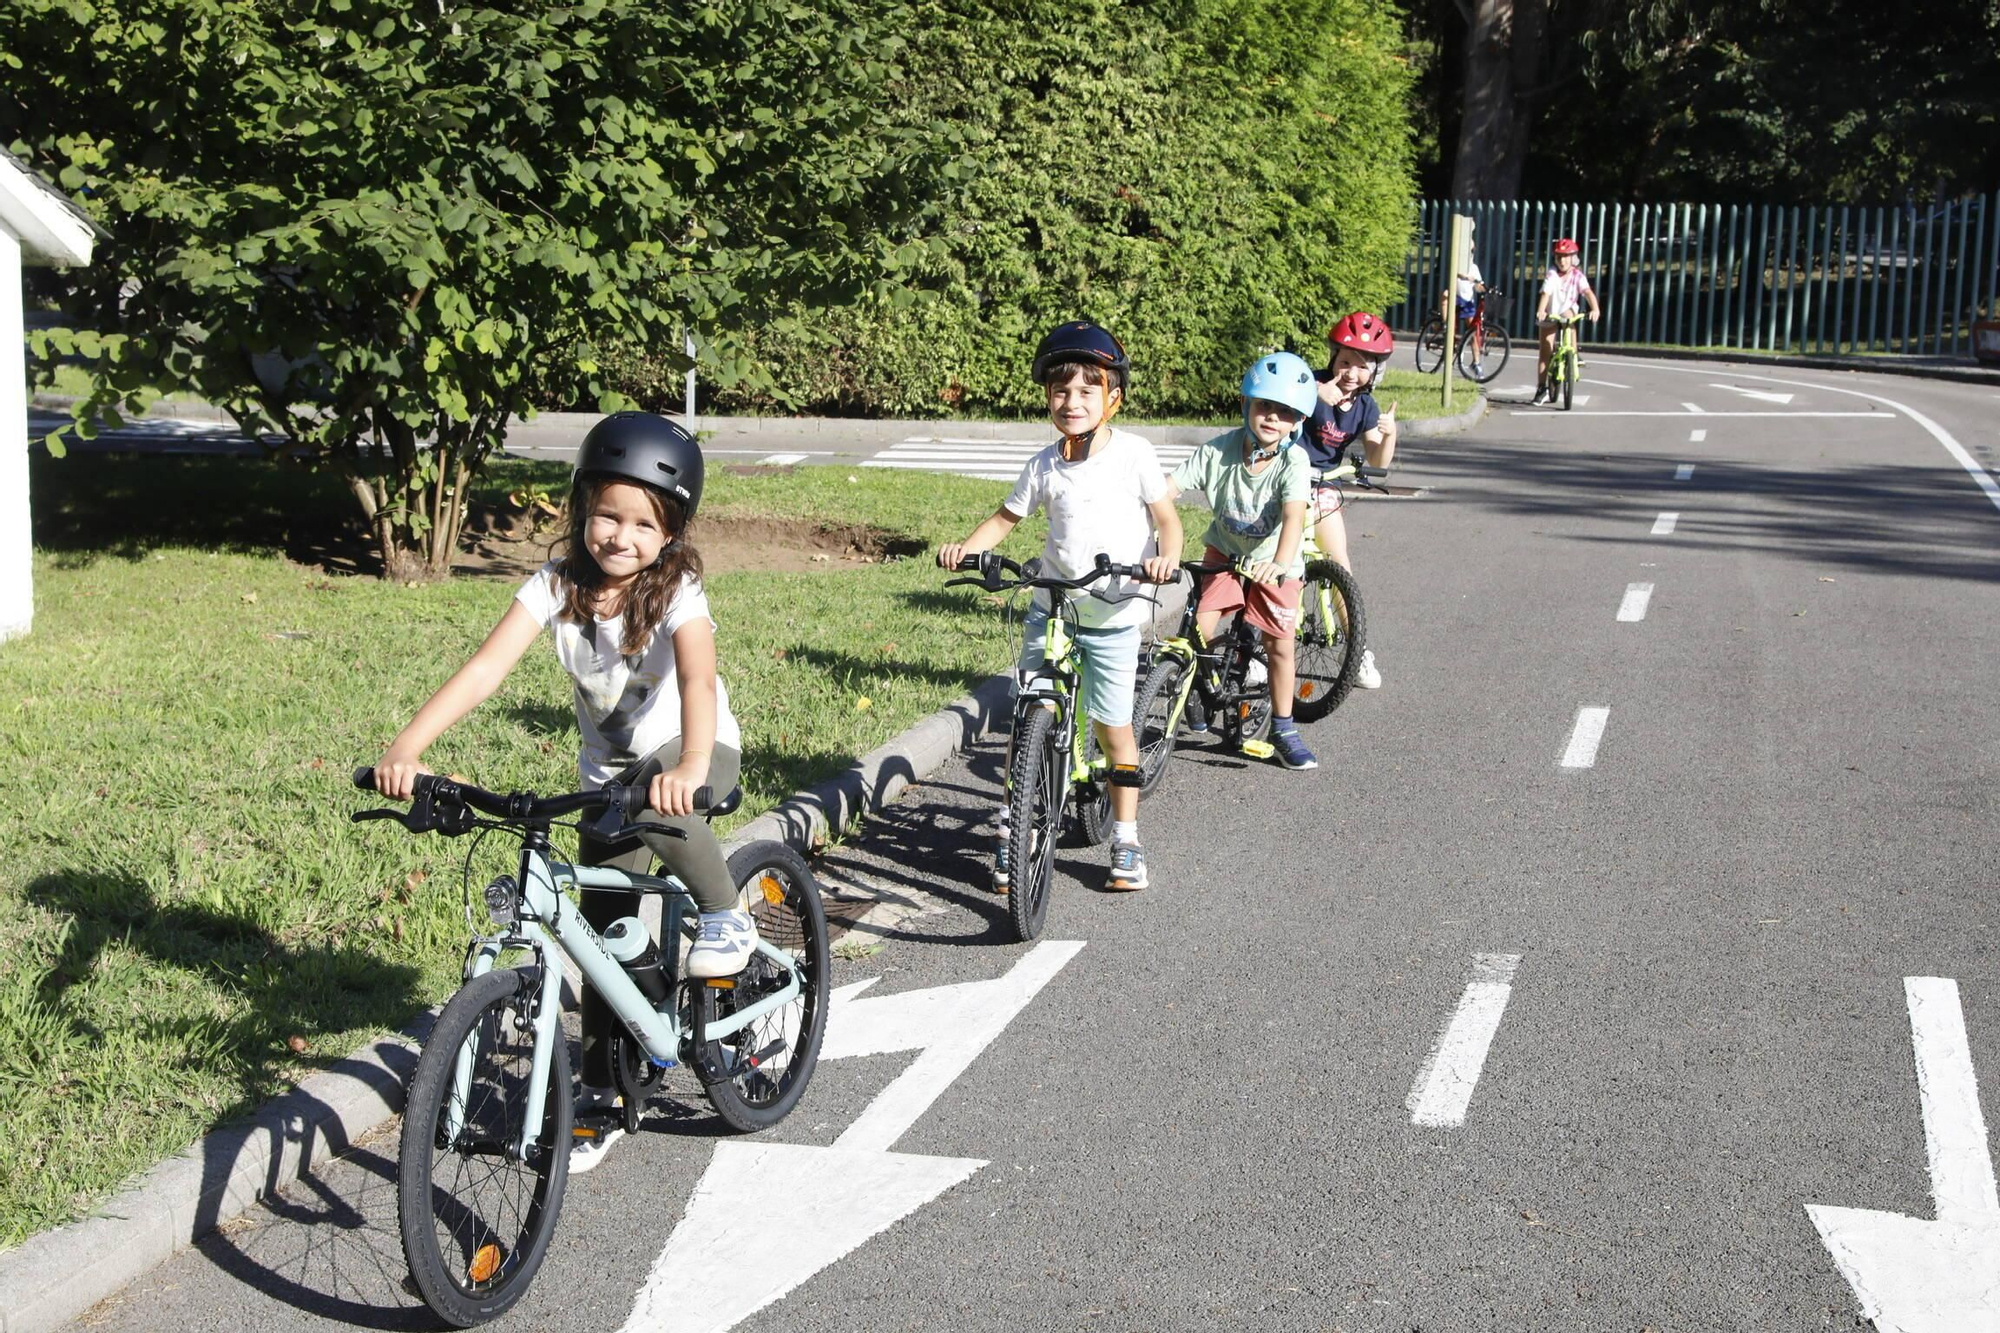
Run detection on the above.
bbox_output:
[1012,601,1110,794]
[451,831,804,1160]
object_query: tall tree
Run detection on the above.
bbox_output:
[1449,0,1552,199]
[4,0,947,578]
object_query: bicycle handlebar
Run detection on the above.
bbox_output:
[351,767,712,837]
[943,550,1180,591]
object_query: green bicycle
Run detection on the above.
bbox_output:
[352,770,828,1326]
[1127,556,1280,794]
[1292,459,1386,722]
[946,551,1160,940]
[1539,311,1584,411]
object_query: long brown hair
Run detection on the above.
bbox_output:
[554,476,704,656]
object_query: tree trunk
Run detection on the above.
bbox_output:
[1450,0,1550,200]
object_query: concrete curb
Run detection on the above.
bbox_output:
[1399,390,1487,438]
[0,583,1196,1331]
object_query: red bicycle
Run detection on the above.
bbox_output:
[1414,287,1510,384]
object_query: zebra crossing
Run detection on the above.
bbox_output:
[862,436,1200,481]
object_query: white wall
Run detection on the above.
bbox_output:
[0,228,31,642]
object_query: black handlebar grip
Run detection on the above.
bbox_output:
[353,766,377,791]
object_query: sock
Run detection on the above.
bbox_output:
[1112,820,1138,846]
[1271,716,1297,735]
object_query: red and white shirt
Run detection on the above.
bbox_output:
[1541,267,1594,319]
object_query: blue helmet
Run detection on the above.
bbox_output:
[1240,351,1318,419]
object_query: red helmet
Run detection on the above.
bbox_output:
[1553,237,1580,256]
[1328,311,1394,357]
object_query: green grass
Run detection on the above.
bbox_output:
[1,451,1101,1247]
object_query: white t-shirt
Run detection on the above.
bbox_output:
[515,562,742,787]
[1002,426,1170,629]
[1456,259,1483,302]
[1541,267,1594,319]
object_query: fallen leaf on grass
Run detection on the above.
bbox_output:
[855,697,872,711]
[287,1035,309,1054]
[240,592,258,604]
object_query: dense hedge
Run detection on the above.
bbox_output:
[684,0,1417,420]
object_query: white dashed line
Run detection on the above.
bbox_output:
[1560,706,1611,768]
[1583,378,1632,388]
[1651,512,1680,535]
[1675,464,1696,480]
[1683,402,1706,414]
[1617,583,1655,621]
[1689,429,1707,442]
[1408,953,1522,1128]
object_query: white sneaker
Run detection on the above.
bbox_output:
[1356,649,1382,690]
[686,909,757,978]
[570,1086,625,1173]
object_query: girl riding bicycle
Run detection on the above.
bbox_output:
[1534,238,1600,402]
[371,410,752,1170]
[1303,311,1399,689]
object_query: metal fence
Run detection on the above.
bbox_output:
[1386,195,2000,358]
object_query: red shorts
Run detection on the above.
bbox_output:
[1195,546,1303,637]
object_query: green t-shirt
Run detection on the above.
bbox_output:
[1170,428,1311,577]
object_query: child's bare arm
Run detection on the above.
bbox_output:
[656,617,719,817]
[375,601,541,799]
[1365,402,1399,469]
[936,505,1022,570]
[1249,502,1308,586]
[1143,494,1183,582]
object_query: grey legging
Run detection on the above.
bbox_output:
[575,737,741,1087]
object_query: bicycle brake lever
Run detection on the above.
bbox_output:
[351,807,411,826]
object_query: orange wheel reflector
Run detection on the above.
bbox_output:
[468,1243,503,1284]
[1300,683,1317,698]
[760,874,784,905]
[1238,703,1252,719]
[705,977,738,989]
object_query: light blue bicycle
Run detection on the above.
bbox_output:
[352,768,829,1327]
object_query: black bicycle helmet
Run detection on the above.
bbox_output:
[573,411,704,518]
[1031,320,1130,393]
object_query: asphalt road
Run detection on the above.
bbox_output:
[56,358,2000,1333]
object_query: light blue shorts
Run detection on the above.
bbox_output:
[1015,605,1141,728]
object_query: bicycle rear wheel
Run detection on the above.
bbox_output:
[1005,705,1061,941]
[1130,654,1186,796]
[400,966,569,1328]
[1413,316,1447,374]
[698,841,831,1132]
[1457,320,1509,383]
[1292,559,1366,722]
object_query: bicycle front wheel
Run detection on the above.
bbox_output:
[1005,705,1061,941]
[1130,654,1186,795]
[1293,559,1366,722]
[1457,320,1510,383]
[699,840,831,1132]
[400,966,570,1328]
[1074,721,1115,847]
[1561,355,1575,410]
[1413,316,1447,374]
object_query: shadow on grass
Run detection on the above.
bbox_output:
[24,868,435,1326]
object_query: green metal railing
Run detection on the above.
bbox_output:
[1388,195,2000,357]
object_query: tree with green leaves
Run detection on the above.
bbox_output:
[700,0,1418,420]
[6,0,946,578]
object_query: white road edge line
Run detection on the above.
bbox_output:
[1689,429,1707,442]
[758,453,809,466]
[1651,511,1680,535]
[1408,953,1522,1128]
[1635,362,2000,516]
[1582,377,1632,388]
[1560,706,1611,769]
[1617,582,1655,621]
[1675,464,1696,480]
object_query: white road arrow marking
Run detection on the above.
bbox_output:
[622,940,1085,1333]
[1807,977,2000,1332]
[1709,382,1796,405]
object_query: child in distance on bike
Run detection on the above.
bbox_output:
[1161,352,1318,770]
[1303,311,1399,690]
[371,411,750,1171]
[936,319,1182,893]
[1534,237,1600,403]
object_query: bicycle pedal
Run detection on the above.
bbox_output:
[1107,763,1143,789]
[1240,739,1276,760]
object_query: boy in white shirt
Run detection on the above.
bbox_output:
[938,320,1181,891]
